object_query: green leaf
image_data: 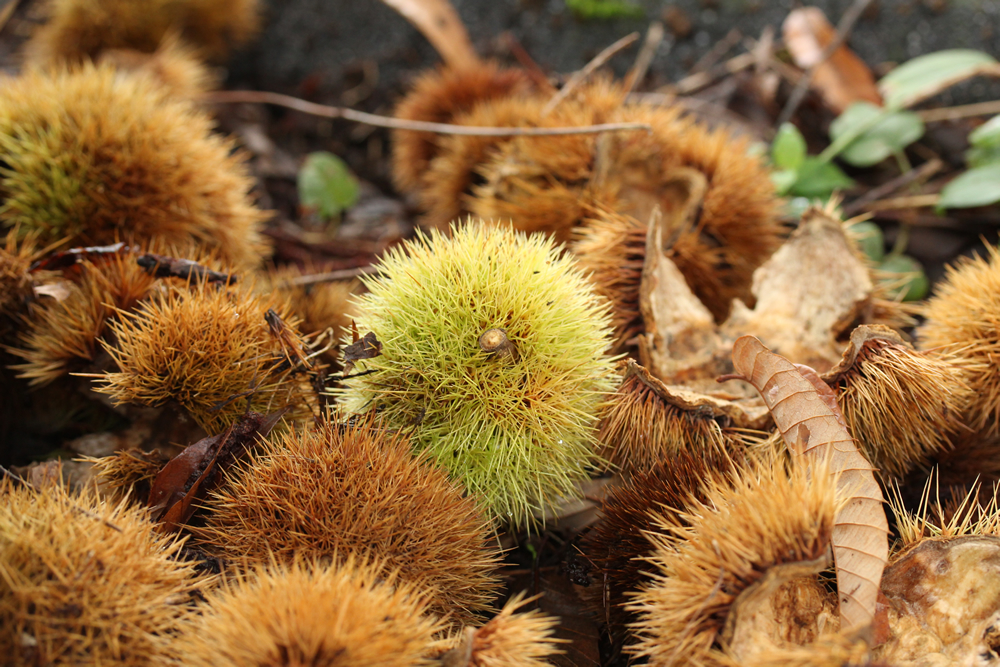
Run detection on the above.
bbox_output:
[829,102,924,167]
[770,169,799,196]
[970,115,1000,149]
[878,254,928,301]
[937,163,1000,209]
[566,0,644,20]
[297,152,359,220]
[878,49,1000,109]
[772,123,807,171]
[967,145,1000,169]
[789,157,854,198]
[848,221,885,263]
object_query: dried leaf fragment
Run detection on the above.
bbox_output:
[341,326,382,376]
[782,7,882,113]
[379,0,480,70]
[729,335,889,639]
[722,205,873,372]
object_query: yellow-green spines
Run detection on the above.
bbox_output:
[338,221,617,525]
[0,64,269,270]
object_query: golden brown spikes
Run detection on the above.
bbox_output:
[919,243,1000,435]
[823,325,976,480]
[598,359,760,473]
[444,592,564,667]
[392,62,534,196]
[592,103,785,322]
[170,557,446,667]
[579,448,739,639]
[572,208,646,349]
[98,33,218,99]
[0,479,211,666]
[195,417,502,625]
[95,279,317,432]
[0,229,43,339]
[88,448,169,504]
[9,253,158,386]
[418,94,549,229]
[629,453,843,667]
[25,0,261,66]
[0,64,269,270]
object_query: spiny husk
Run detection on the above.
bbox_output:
[823,325,976,480]
[25,0,261,65]
[738,637,871,667]
[95,279,317,432]
[169,557,446,667]
[418,94,549,229]
[598,359,760,473]
[919,243,1000,435]
[590,102,785,322]
[0,479,211,666]
[571,208,646,349]
[97,33,218,99]
[890,475,1000,550]
[468,79,628,242]
[0,64,269,269]
[338,221,618,526]
[88,448,169,504]
[9,252,158,386]
[629,452,843,667]
[0,228,44,339]
[445,592,564,667]
[392,62,534,196]
[196,417,502,625]
[580,448,740,638]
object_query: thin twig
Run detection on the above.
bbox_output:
[625,22,666,93]
[692,28,742,74]
[860,194,940,212]
[918,100,1000,123]
[843,159,943,216]
[776,0,876,127]
[285,265,377,287]
[666,52,756,96]
[204,90,651,136]
[542,32,639,115]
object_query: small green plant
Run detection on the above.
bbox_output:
[566,0,644,20]
[770,122,853,199]
[938,115,1000,210]
[338,221,618,526]
[297,151,360,222]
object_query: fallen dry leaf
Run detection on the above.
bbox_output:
[783,7,882,113]
[729,335,889,640]
[379,0,480,70]
[637,169,726,385]
[148,411,285,532]
[722,205,873,373]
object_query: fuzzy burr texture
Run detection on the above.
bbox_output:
[25,0,261,65]
[629,455,842,667]
[825,326,975,480]
[580,450,737,636]
[10,252,157,386]
[0,229,41,338]
[447,592,564,667]
[197,418,502,624]
[0,64,269,269]
[338,222,618,525]
[97,34,219,99]
[95,280,316,432]
[0,480,210,666]
[170,557,445,667]
[919,244,1000,436]
[392,62,533,196]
